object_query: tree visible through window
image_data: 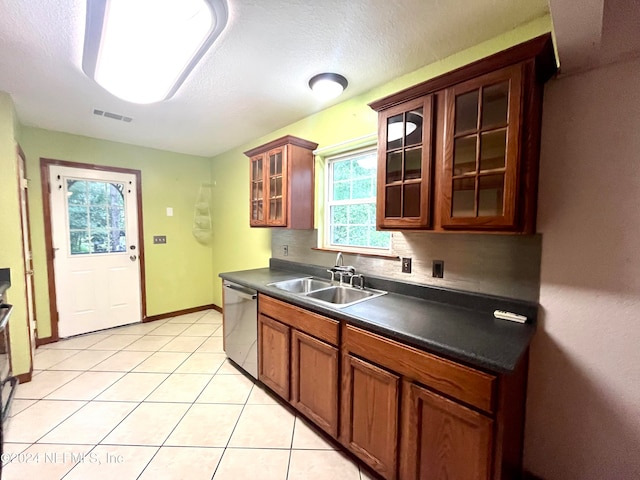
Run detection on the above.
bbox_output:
[67,179,127,254]
[326,149,390,250]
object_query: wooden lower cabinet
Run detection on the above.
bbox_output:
[257,297,527,480]
[291,330,339,436]
[400,380,494,480]
[340,353,400,480]
[257,313,290,399]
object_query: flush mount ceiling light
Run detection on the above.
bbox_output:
[82,0,228,104]
[308,73,348,100]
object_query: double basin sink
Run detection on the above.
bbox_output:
[267,277,386,308]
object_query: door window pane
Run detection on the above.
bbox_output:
[386,151,402,183]
[403,183,421,217]
[387,114,403,150]
[454,136,477,175]
[452,177,476,217]
[478,174,504,216]
[480,129,507,171]
[482,82,509,128]
[404,147,422,180]
[455,90,479,134]
[66,179,126,255]
[405,108,423,147]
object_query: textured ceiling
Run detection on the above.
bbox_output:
[0,0,550,157]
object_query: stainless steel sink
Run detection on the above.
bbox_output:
[304,285,386,308]
[268,277,387,308]
[268,277,333,293]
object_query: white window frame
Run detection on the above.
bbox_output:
[324,147,391,253]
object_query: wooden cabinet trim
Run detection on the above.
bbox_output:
[344,325,496,413]
[259,295,339,346]
[291,329,339,437]
[244,135,318,157]
[258,313,290,400]
[369,33,555,112]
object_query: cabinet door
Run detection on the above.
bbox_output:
[258,314,290,400]
[400,381,494,480]
[440,64,523,230]
[341,354,400,479]
[291,330,339,436]
[265,146,288,226]
[377,95,434,229]
[250,153,266,226]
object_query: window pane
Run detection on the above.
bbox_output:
[403,183,421,217]
[331,225,348,245]
[387,114,403,150]
[333,159,351,181]
[333,181,350,201]
[385,185,402,217]
[452,177,476,217]
[404,147,422,180]
[109,230,126,252]
[386,151,402,183]
[349,204,369,224]
[405,108,423,147]
[331,205,348,224]
[327,149,390,251]
[69,231,90,254]
[90,230,109,253]
[110,207,125,230]
[352,178,373,200]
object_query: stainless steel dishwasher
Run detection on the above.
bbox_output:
[222,281,258,379]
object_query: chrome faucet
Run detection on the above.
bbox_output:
[328,252,356,285]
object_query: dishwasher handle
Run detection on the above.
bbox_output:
[224,283,257,300]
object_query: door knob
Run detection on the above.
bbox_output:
[129,255,137,261]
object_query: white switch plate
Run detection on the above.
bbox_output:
[166,207,173,217]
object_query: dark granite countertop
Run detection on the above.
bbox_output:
[220,261,537,374]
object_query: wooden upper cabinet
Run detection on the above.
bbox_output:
[244,135,318,229]
[440,64,522,230]
[369,33,556,233]
[377,95,434,229]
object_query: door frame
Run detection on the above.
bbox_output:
[39,158,147,343]
[15,145,35,380]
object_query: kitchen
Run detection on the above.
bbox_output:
[0,1,639,479]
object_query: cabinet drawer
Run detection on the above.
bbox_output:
[343,325,496,413]
[259,295,339,346]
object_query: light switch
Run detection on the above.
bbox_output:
[166,207,173,217]
[153,236,167,244]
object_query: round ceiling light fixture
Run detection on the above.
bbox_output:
[308,73,348,100]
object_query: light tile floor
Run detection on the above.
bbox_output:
[3,309,376,480]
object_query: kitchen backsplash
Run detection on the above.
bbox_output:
[272,229,541,302]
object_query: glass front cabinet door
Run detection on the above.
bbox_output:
[376,95,434,229]
[245,135,318,229]
[440,64,523,230]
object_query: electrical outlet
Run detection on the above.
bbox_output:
[401,257,412,273]
[153,235,167,244]
[432,260,444,278]
[283,245,288,256]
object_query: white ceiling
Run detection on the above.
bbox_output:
[0,0,552,157]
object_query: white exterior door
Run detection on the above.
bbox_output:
[49,165,142,337]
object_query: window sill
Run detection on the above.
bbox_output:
[311,246,400,261]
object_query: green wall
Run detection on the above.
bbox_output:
[20,127,215,340]
[0,92,31,375]
[209,16,553,307]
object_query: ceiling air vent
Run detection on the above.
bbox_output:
[93,108,133,123]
